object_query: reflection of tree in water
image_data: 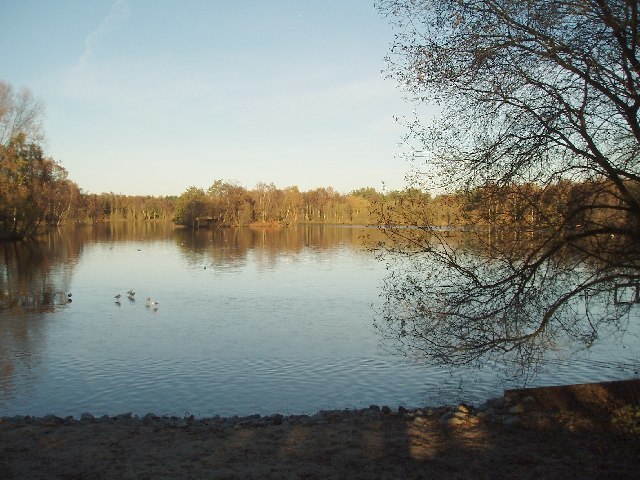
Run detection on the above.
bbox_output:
[87,220,177,244]
[0,228,86,399]
[0,222,179,304]
[175,225,381,270]
[376,229,639,378]
[373,0,640,380]
[0,230,84,312]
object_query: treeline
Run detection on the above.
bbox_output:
[2,128,631,237]
[380,180,639,238]
[172,182,378,227]
[0,134,178,240]
[0,135,83,240]
[5,133,631,237]
[2,78,634,239]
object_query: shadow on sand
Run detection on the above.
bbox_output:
[1,380,639,479]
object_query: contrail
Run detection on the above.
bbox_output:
[78,0,129,67]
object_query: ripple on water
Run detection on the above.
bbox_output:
[2,349,639,418]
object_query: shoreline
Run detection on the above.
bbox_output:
[4,378,638,428]
[2,379,639,479]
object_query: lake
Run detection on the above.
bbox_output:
[1,223,638,418]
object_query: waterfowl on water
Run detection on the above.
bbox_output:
[144,297,159,309]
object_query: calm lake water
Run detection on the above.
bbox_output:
[1,223,639,418]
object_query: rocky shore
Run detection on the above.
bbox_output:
[1,379,639,479]
[0,394,559,431]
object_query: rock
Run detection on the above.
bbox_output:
[287,415,308,425]
[361,409,380,418]
[503,416,520,427]
[368,404,381,412]
[225,415,240,426]
[476,408,495,419]
[398,406,410,416]
[40,415,65,426]
[446,416,465,427]
[80,412,95,423]
[143,413,159,425]
[240,414,260,425]
[114,412,133,423]
[163,417,179,427]
[381,406,392,415]
[268,414,284,425]
[441,411,455,420]
[457,404,470,414]
[509,403,525,414]
[453,411,468,420]
[8,416,26,425]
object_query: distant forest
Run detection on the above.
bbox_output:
[2,172,462,229]
[0,130,629,239]
[2,131,623,236]
[1,121,470,239]
[0,121,627,239]
[1,79,626,240]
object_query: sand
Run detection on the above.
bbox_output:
[1,379,639,479]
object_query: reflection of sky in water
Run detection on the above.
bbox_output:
[0,225,639,418]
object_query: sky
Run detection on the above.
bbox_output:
[1,0,421,196]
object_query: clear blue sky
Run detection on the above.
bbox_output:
[1,0,419,196]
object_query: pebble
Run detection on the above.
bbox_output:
[80,412,95,423]
[398,406,410,416]
[446,416,465,427]
[0,394,544,431]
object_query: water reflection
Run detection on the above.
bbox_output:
[1,223,377,310]
[0,223,395,417]
[3,223,634,418]
[376,228,640,380]
[175,224,376,271]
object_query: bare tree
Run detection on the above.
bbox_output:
[0,80,44,146]
[375,0,640,370]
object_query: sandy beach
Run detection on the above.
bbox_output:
[1,379,639,479]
